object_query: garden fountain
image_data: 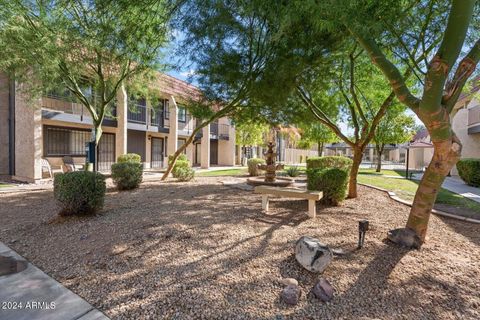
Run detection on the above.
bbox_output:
[247,141,294,187]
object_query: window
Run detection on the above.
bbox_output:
[178,106,187,122]
[163,99,170,119]
[177,138,187,154]
[44,126,91,156]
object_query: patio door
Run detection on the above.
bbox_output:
[210,140,218,165]
[98,133,115,171]
[151,137,164,168]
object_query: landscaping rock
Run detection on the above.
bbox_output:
[281,285,301,305]
[387,228,422,249]
[312,278,334,302]
[295,236,333,273]
[279,278,298,287]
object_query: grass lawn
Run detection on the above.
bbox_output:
[196,168,247,177]
[357,174,480,213]
[0,183,12,188]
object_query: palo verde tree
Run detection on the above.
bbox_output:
[296,122,337,156]
[311,0,480,245]
[373,107,416,172]
[0,0,171,169]
[161,0,290,180]
[235,120,270,164]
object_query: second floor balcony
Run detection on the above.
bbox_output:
[42,92,117,127]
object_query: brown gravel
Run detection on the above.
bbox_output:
[0,177,479,320]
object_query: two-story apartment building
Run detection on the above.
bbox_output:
[0,72,236,183]
[388,84,480,174]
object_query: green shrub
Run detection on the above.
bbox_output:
[307,168,349,205]
[168,153,188,165]
[457,158,480,187]
[117,153,141,163]
[111,162,143,190]
[247,158,266,176]
[172,160,191,177]
[285,166,301,177]
[306,156,353,171]
[54,171,106,216]
[175,167,195,181]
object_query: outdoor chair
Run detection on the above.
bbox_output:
[62,156,84,172]
[41,159,64,178]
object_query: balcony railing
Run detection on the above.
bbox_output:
[150,108,170,128]
[210,123,230,139]
[468,106,480,126]
[127,103,147,124]
[42,93,116,119]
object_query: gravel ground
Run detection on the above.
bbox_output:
[0,177,479,320]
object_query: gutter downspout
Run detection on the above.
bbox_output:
[8,79,15,177]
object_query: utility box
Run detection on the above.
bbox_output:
[85,141,96,165]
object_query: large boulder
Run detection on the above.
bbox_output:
[387,228,422,249]
[295,236,333,273]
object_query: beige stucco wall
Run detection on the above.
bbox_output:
[13,83,43,182]
[451,105,480,175]
[217,117,236,166]
[284,148,318,164]
[0,73,10,177]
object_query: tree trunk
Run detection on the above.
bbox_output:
[91,124,103,172]
[405,137,461,242]
[375,145,383,172]
[348,147,363,198]
[318,141,324,156]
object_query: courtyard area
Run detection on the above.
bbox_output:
[0,177,478,319]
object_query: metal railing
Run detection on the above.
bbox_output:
[42,93,117,119]
[127,103,147,124]
[210,123,230,139]
[150,109,170,128]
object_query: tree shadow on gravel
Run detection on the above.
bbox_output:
[437,216,480,246]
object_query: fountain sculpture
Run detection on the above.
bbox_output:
[247,141,294,187]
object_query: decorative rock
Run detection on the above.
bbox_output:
[295,236,333,273]
[281,285,301,305]
[279,278,298,287]
[312,278,334,302]
[387,228,422,249]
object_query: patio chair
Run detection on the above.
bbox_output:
[62,156,84,172]
[41,159,64,178]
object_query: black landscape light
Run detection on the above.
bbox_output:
[358,220,370,249]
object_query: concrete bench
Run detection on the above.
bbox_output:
[254,186,323,218]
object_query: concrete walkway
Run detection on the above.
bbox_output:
[0,242,109,320]
[412,174,480,204]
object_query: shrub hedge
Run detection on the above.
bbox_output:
[175,167,195,181]
[307,168,349,205]
[117,153,141,163]
[111,162,143,190]
[247,158,266,176]
[457,158,480,187]
[54,171,106,216]
[172,160,190,177]
[306,156,353,171]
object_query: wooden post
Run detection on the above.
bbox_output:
[308,199,316,218]
[261,195,269,212]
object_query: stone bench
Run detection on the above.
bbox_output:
[254,186,323,218]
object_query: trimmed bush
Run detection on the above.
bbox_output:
[285,166,301,177]
[168,153,188,164]
[457,158,480,187]
[172,160,191,177]
[247,158,266,176]
[118,153,141,163]
[54,171,106,216]
[307,168,349,205]
[306,156,353,171]
[175,167,195,181]
[111,162,143,190]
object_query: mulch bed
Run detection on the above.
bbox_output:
[0,178,478,319]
